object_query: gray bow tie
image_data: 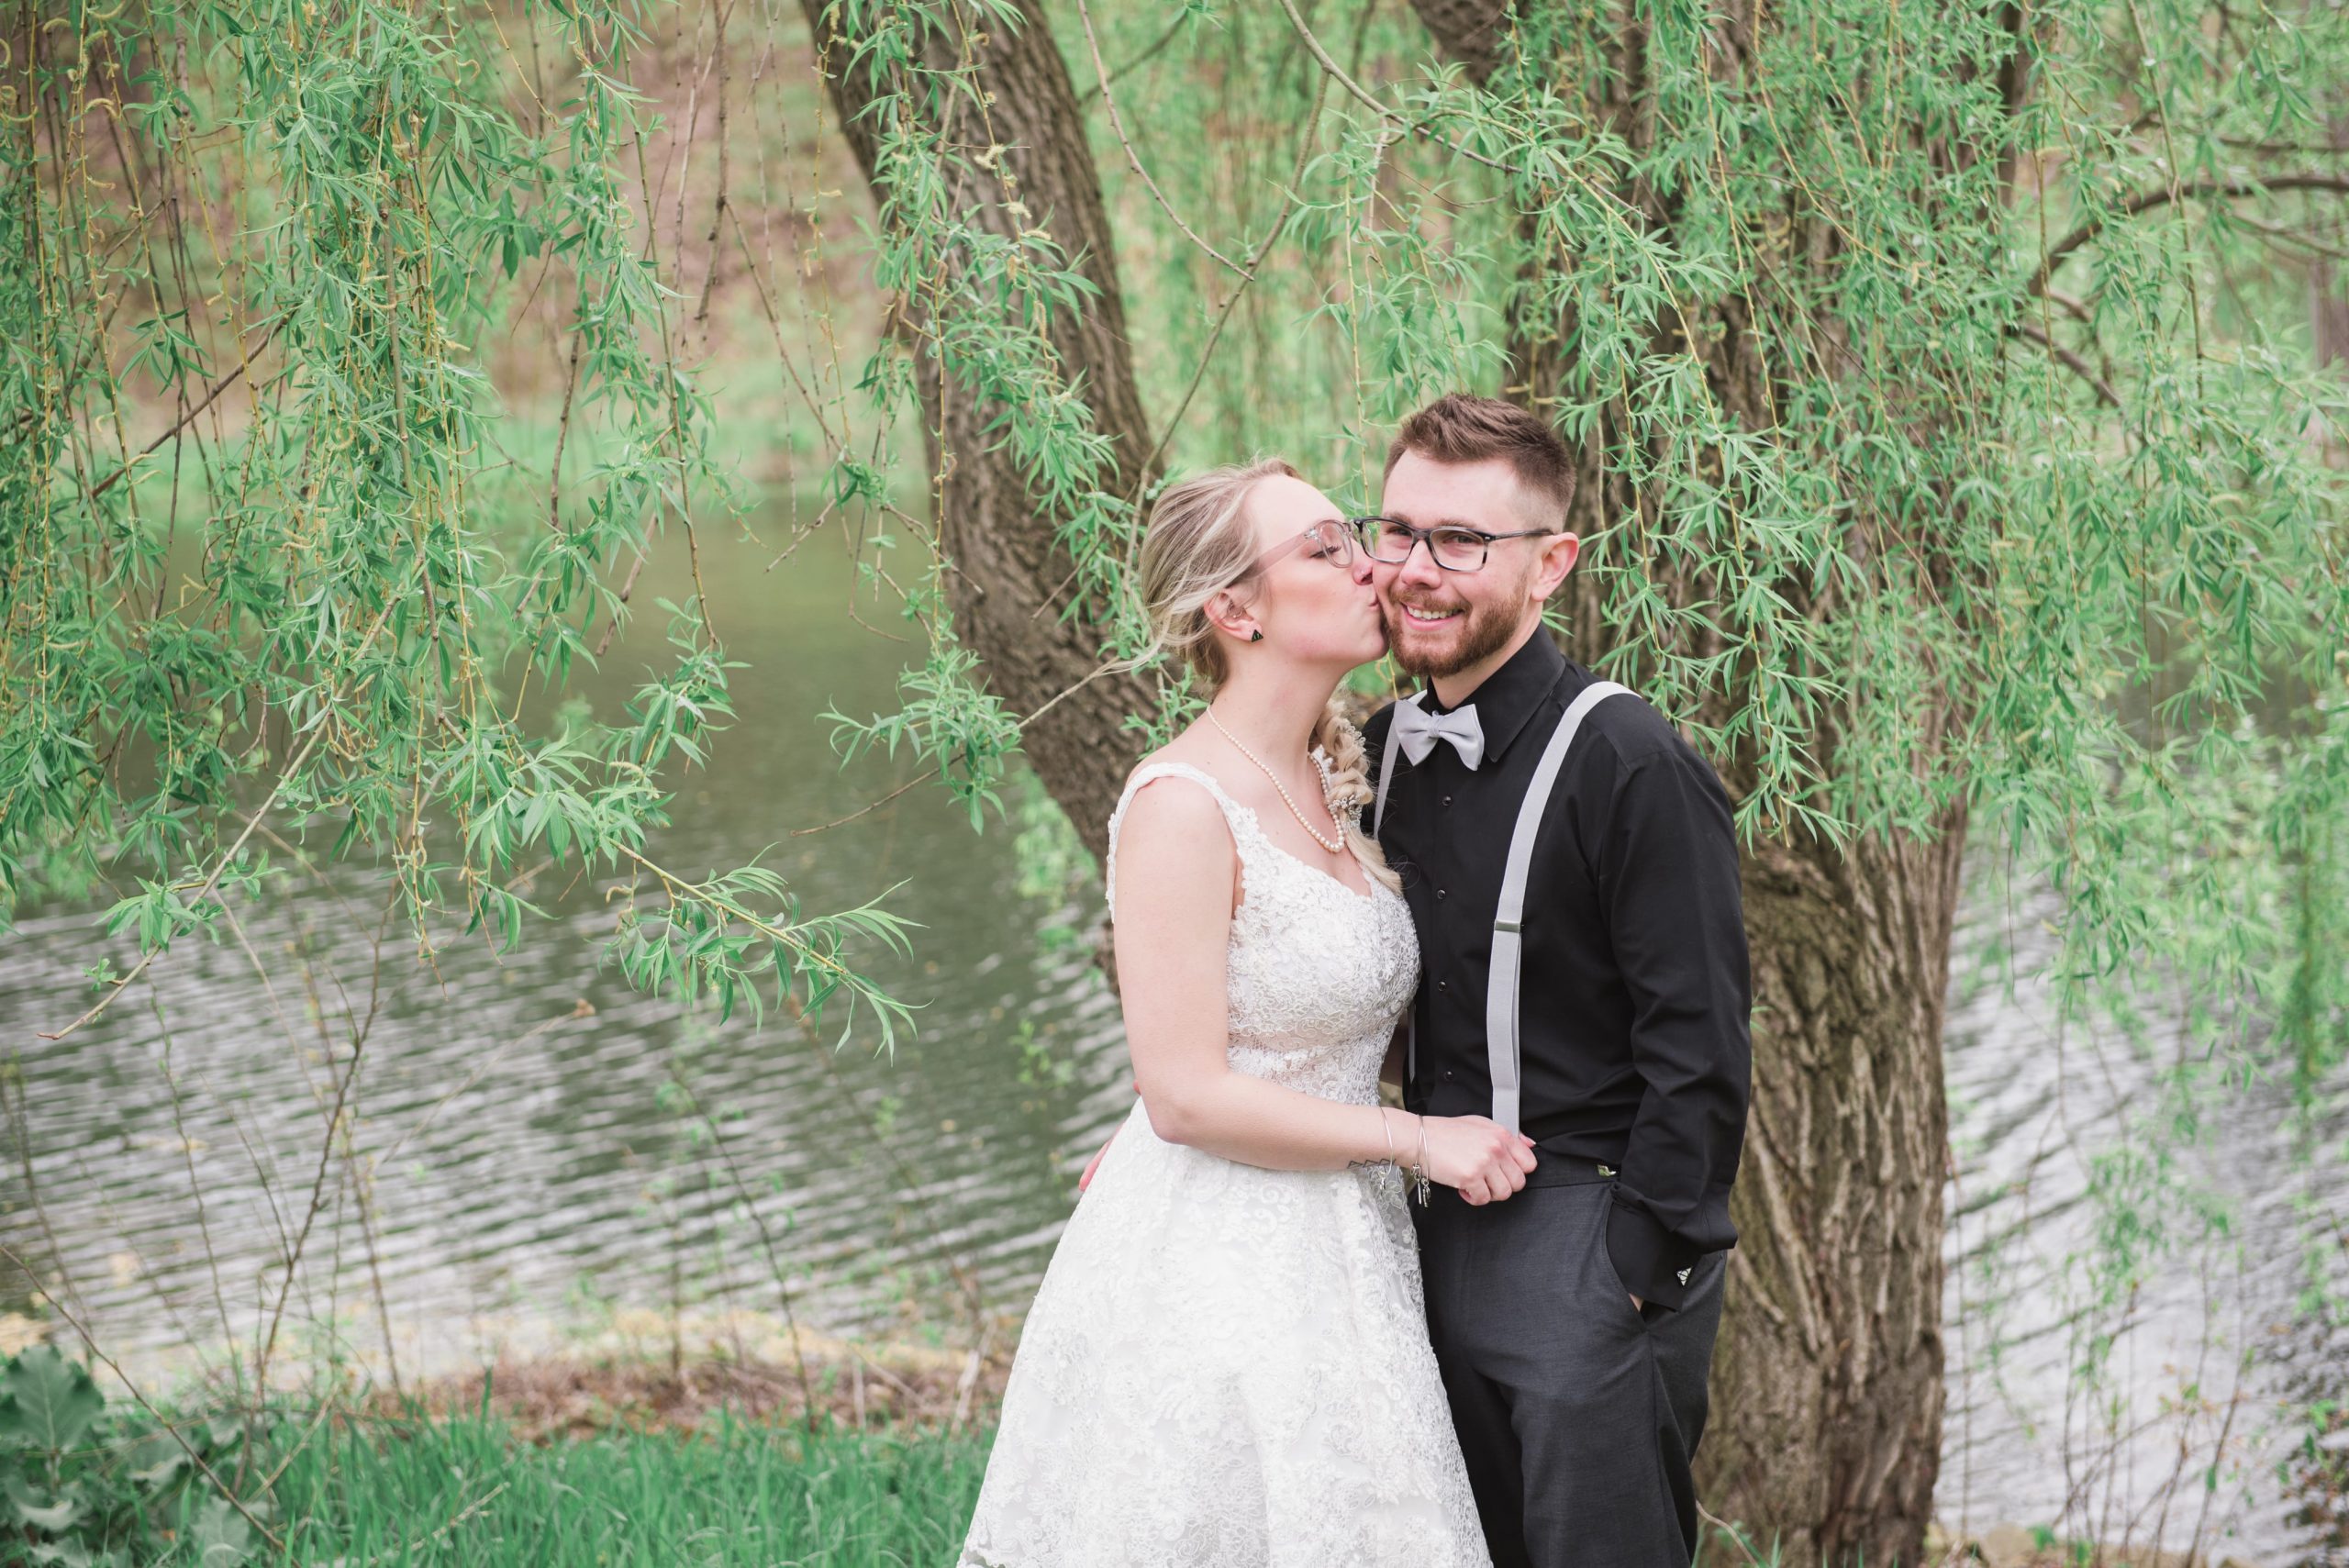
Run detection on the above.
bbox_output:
[1392,697,1485,769]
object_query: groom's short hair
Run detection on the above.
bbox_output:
[1386,394,1576,528]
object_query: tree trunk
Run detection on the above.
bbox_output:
[1407,1,1976,1558]
[2314,115,2349,375]
[796,0,1157,862]
[1712,828,1964,1564]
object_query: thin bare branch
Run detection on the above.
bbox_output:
[87,320,280,500]
[0,1241,288,1555]
[2030,172,2349,296]
[1076,5,1189,100]
[1074,0,1246,274]
[2010,317,2124,410]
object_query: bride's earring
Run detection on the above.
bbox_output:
[1249,628,1264,642]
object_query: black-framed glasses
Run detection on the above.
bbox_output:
[1240,517,1360,578]
[1351,515,1553,573]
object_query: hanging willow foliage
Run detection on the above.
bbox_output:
[0,0,933,1039]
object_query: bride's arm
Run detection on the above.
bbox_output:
[1112,780,1533,1198]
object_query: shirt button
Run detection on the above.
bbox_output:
[1442,1070,1456,1082]
[1436,979,1448,992]
[1435,888,1448,901]
[1442,795,1453,807]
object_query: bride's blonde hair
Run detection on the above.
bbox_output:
[1137,459,1399,891]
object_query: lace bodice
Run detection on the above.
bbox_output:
[1104,762,1420,1105]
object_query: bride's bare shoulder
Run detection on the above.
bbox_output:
[1122,728,1219,792]
[1112,757,1238,921]
[1116,746,1234,849]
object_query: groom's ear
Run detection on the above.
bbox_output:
[1531,531,1581,600]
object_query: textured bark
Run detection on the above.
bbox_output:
[796,0,1156,862]
[2315,117,2349,372]
[2317,256,2349,370]
[1711,828,1964,1564]
[1408,1,1985,1559]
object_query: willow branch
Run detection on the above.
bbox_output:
[797,640,1172,835]
[1130,17,1341,493]
[2029,172,2349,296]
[1275,0,1395,126]
[88,320,280,500]
[1276,0,1625,198]
[789,773,927,837]
[1073,0,1246,275]
[2009,318,2123,410]
[39,591,402,1042]
[1077,5,1188,101]
[611,842,903,997]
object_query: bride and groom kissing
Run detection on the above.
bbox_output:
[959,394,1753,1568]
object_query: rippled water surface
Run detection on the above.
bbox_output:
[6,516,2341,1563]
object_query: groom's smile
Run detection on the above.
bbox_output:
[1379,564,1515,678]
[1386,586,1483,662]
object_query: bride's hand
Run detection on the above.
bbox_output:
[1078,1084,1141,1195]
[1416,1116,1537,1205]
[1077,1129,1117,1193]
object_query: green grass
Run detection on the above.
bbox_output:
[268,1411,992,1567]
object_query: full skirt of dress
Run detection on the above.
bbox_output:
[957,1096,1493,1568]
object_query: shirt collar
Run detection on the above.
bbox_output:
[1419,628,1574,767]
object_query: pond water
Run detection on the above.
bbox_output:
[4,511,2341,1563]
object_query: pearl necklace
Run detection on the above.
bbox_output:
[1205,707,1348,856]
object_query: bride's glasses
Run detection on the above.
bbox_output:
[1239,518,1358,580]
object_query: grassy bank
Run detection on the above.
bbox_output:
[5,1335,2318,1566]
[2,1338,998,1566]
[273,1409,989,1566]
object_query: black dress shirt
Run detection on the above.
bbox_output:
[1364,630,1752,1309]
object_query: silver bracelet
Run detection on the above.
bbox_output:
[1409,1113,1431,1207]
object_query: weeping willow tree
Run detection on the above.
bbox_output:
[6,0,2348,1557]
[799,1,2349,1551]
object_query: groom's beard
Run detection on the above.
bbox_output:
[1382,586,1525,679]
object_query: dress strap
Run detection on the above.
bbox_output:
[1104,762,1257,913]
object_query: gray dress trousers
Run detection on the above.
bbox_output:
[1411,1161,1728,1568]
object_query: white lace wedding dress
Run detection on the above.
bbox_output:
[958,762,1493,1568]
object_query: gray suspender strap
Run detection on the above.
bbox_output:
[1371,694,1420,840]
[1485,681,1629,1135]
[1374,695,1422,1084]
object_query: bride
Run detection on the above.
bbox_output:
[958,459,1535,1568]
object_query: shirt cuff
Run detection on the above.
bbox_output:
[1605,1195,1703,1311]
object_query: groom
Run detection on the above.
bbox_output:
[1361,395,1752,1568]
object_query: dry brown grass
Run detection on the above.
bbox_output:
[358,1337,1008,1443]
